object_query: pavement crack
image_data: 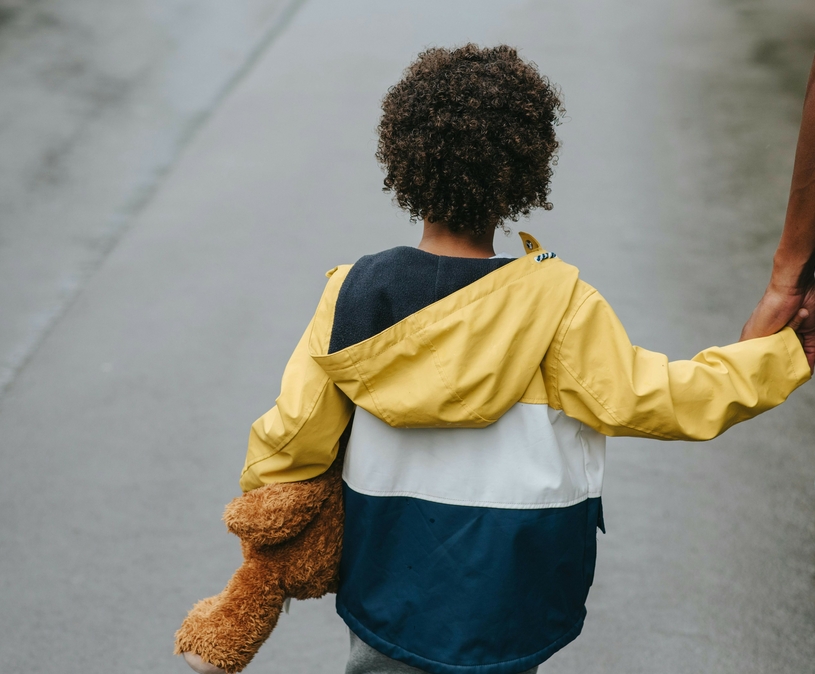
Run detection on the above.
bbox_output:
[0,0,310,404]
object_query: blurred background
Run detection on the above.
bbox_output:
[1,1,814,672]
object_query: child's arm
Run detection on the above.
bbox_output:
[239,270,355,492]
[544,284,811,441]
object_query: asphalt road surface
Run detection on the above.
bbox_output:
[1,1,815,673]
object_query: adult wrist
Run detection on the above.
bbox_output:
[770,252,810,293]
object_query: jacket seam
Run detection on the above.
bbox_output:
[352,357,394,426]
[549,286,596,411]
[558,357,678,440]
[343,482,601,509]
[577,422,592,496]
[241,374,335,475]
[782,331,794,378]
[419,326,493,425]
[779,327,801,380]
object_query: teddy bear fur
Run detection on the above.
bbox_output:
[174,443,346,673]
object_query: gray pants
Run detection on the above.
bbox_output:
[346,632,539,674]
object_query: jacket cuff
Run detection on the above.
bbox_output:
[778,326,812,385]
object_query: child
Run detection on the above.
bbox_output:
[189,45,814,674]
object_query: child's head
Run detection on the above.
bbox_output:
[376,44,564,237]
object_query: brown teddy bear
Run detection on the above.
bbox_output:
[174,443,346,674]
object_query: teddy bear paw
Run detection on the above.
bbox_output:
[183,651,228,674]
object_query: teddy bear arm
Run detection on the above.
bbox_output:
[223,477,334,546]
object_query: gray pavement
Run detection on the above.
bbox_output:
[1,1,815,673]
[0,0,297,393]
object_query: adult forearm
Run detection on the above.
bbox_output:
[774,54,815,290]
[741,55,815,340]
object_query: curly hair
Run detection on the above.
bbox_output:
[376,44,565,236]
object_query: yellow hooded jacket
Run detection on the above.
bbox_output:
[239,233,810,674]
[241,233,810,491]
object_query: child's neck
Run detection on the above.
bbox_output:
[417,218,496,258]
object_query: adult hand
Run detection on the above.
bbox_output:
[786,287,815,373]
[740,280,808,341]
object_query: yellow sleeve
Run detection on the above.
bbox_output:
[239,269,355,491]
[544,284,810,440]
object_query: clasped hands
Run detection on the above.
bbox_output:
[741,271,815,372]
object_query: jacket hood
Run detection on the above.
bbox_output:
[308,233,581,428]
